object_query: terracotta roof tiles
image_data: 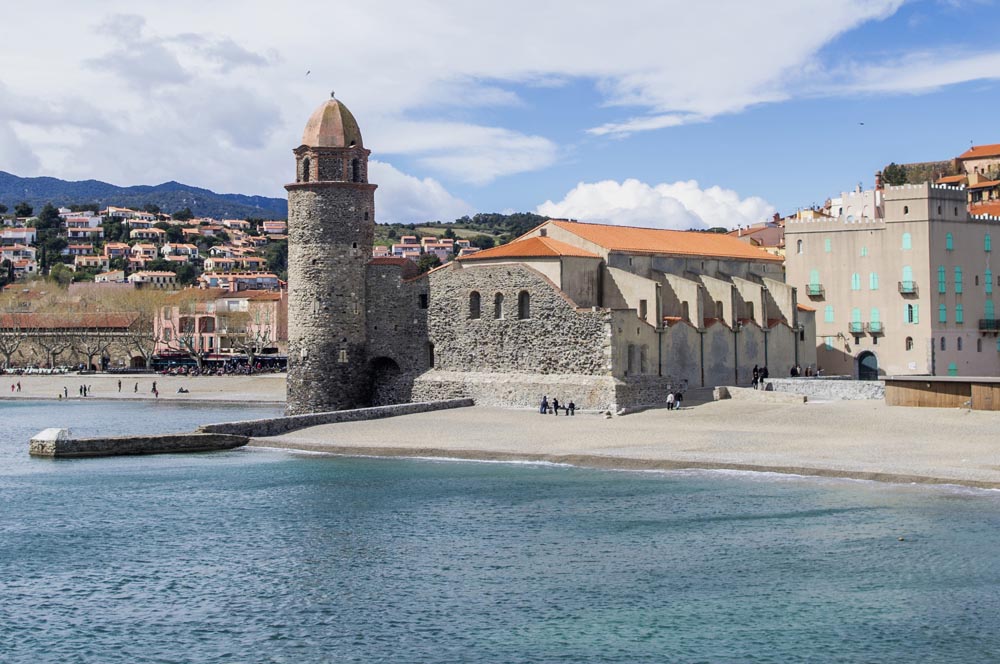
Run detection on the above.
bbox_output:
[959,143,1000,160]
[458,236,601,261]
[550,220,784,262]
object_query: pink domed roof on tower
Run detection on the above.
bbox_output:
[300,93,364,149]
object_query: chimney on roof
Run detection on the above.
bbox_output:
[874,170,883,191]
[772,212,780,223]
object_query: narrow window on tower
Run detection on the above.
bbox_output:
[338,349,348,363]
[352,158,361,183]
[302,157,310,182]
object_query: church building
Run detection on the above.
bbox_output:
[285,95,816,415]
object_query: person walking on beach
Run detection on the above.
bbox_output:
[151,381,157,394]
[752,365,759,389]
[666,391,675,410]
[675,391,683,409]
[16,381,20,392]
[540,395,549,414]
[568,401,575,416]
[117,379,122,393]
[134,382,138,393]
[552,397,560,415]
[63,386,68,399]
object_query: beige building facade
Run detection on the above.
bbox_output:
[786,183,1000,378]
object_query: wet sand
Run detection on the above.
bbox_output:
[0,373,287,403]
[254,400,1000,489]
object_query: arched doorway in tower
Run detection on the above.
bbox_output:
[369,356,405,406]
[858,351,879,380]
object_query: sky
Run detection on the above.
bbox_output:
[3,0,1000,229]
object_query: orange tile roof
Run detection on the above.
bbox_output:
[550,220,784,262]
[967,179,1000,190]
[959,143,1000,160]
[458,236,601,261]
[796,303,816,312]
[970,202,1000,217]
[936,174,967,184]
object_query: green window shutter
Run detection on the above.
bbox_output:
[946,233,954,250]
[986,299,995,320]
[938,266,946,293]
[870,308,880,323]
[956,304,964,324]
[904,304,909,324]
[824,238,831,253]
[902,232,912,250]
[869,272,878,290]
[825,336,834,350]
[986,233,992,252]
[851,273,860,290]
[955,267,963,293]
[987,270,993,294]
[851,307,861,322]
[860,246,868,257]
[902,265,913,282]
[809,269,819,285]
[948,362,958,376]
[939,304,947,323]
[824,305,834,323]
[913,304,919,324]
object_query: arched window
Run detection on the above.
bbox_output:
[905,336,913,351]
[494,293,504,319]
[903,205,909,215]
[351,158,361,183]
[517,291,530,319]
[469,291,481,319]
[301,157,310,182]
[796,239,803,254]
[901,232,912,250]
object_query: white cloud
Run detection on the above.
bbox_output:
[537,179,775,230]
[369,160,472,223]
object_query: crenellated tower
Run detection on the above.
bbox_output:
[285,93,376,414]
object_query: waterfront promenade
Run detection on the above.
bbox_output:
[254,400,1000,489]
[0,373,286,403]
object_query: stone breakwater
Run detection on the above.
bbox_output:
[199,398,475,437]
[29,428,249,458]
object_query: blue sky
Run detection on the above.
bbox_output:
[2,1,1000,228]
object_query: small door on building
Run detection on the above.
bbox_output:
[858,351,878,381]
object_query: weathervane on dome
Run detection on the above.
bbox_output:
[331,90,336,99]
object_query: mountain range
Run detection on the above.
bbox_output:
[0,171,287,220]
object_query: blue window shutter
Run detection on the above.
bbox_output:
[913,304,919,324]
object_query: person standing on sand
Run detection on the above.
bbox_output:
[552,397,560,415]
[16,381,21,392]
[568,401,575,416]
[540,395,549,414]
[675,391,683,410]
[666,391,675,410]
[63,387,68,398]
[752,365,759,389]
[117,379,121,393]
[151,381,157,394]
[134,382,138,393]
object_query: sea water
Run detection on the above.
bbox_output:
[2,401,999,663]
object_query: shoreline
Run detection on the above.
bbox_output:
[0,373,287,404]
[247,441,1000,490]
[250,401,1000,491]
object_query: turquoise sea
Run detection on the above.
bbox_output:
[2,400,1000,663]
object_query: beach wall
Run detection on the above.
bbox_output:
[199,398,474,437]
[764,377,885,400]
[714,386,807,404]
[29,428,249,458]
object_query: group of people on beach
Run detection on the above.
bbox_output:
[751,365,769,389]
[539,395,576,416]
[665,390,684,410]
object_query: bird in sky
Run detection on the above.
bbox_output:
[306,70,311,76]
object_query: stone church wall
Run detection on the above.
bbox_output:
[426,262,612,375]
[366,263,430,405]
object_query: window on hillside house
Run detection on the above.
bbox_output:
[905,336,913,351]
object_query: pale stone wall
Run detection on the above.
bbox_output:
[703,322,735,386]
[765,377,885,400]
[661,322,701,387]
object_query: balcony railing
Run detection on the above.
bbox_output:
[979,318,1000,332]
[849,321,865,334]
[806,283,824,297]
[898,280,917,295]
[867,321,883,334]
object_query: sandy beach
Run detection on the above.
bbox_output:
[0,373,287,403]
[253,400,1000,489]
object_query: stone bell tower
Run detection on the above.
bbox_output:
[285,93,376,415]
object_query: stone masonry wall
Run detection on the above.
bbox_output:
[765,377,885,400]
[427,263,612,375]
[285,182,375,415]
[199,398,474,437]
[366,263,430,405]
[411,371,622,411]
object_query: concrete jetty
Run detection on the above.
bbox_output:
[29,428,249,458]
